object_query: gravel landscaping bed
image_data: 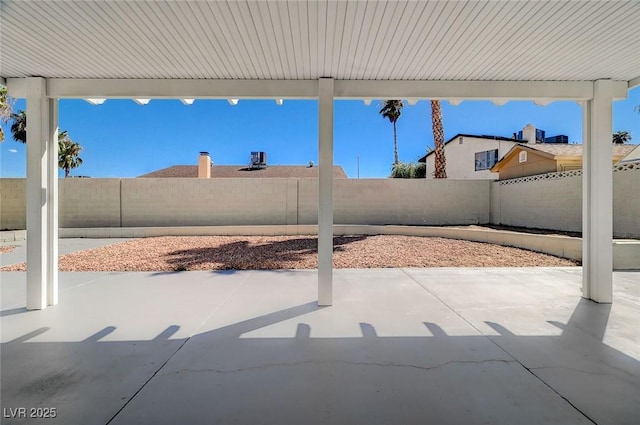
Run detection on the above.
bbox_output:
[0,245,17,254]
[0,235,578,272]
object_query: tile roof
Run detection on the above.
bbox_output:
[139,165,348,179]
[525,143,638,158]
[490,143,639,172]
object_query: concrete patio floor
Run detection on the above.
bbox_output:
[1,267,639,425]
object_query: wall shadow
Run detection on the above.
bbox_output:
[162,235,368,271]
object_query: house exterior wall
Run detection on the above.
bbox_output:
[425,136,518,179]
[497,151,558,180]
[620,145,640,163]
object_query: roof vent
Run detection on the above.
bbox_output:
[308,160,314,167]
[519,151,527,163]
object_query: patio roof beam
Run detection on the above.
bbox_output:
[9,79,319,99]
[629,76,640,89]
[332,80,625,101]
[5,78,629,101]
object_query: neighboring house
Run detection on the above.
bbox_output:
[418,124,561,180]
[618,145,640,164]
[139,152,348,179]
[418,134,519,179]
[490,143,638,180]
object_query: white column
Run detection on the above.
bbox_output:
[26,77,52,310]
[47,98,59,306]
[318,78,334,306]
[582,80,614,303]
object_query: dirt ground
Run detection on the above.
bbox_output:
[1,235,578,272]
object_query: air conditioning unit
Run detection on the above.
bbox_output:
[543,135,568,144]
[250,151,267,169]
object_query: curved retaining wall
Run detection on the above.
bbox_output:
[57,224,639,270]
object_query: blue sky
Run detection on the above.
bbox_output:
[1,87,639,178]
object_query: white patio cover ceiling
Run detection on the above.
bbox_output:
[1,0,639,86]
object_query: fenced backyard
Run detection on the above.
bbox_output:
[1,166,639,238]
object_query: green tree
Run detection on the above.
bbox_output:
[379,100,404,165]
[612,130,632,144]
[58,132,83,177]
[391,161,426,178]
[431,100,447,178]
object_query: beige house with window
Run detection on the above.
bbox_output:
[490,143,637,180]
[418,134,520,179]
[418,124,570,180]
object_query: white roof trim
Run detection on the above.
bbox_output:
[133,98,150,105]
[84,98,106,105]
[630,76,640,89]
[180,98,195,105]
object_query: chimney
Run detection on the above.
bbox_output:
[522,124,536,144]
[198,152,211,178]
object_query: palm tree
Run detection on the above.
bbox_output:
[431,100,447,178]
[10,110,27,143]
[58,131,83,177]
[612,130,632,144]
[379,100,404,165]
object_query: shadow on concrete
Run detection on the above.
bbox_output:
[1,299,638,425]
[0,307,28,317]
[161,235,368,271]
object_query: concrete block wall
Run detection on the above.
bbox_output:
[120,178,295,227]
[0,171,637,237]
[491,169,640,238]
[297,179,319,225]
[491,175,582,233]
[612,169,640,238]
[333,179,491,225]
[59,179,121,228]
[0,178,26,230]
